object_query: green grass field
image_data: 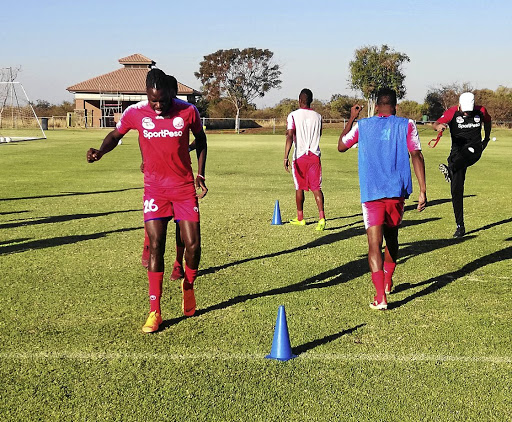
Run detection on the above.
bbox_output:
[0,127,510,421]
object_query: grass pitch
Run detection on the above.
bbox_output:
[0,127,511,421]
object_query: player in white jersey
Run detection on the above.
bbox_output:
[284,89,326,231]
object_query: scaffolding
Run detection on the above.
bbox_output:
[99,90,122,127]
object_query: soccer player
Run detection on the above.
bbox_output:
[338,88,427,310]
[433,92,492,238]
[141,75,191,283]
[284,88,326,231]
[87,68,207,332]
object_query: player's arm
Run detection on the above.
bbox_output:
[432,107,456,132]
[87,128,124,163]
[284,129,294,172]
[194,129,208,198]
[338,105,362,152]
[481,107,492,150]
[410,150,427,212]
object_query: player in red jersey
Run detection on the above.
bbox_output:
[433,92,492,238]
[87,68,207,332]
[141,75,192,283]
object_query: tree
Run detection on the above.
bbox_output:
[195,48,282,132]
[424,82,473,120]
[349,45,410,116]
[329,94,361,119]
[397,100,426,121]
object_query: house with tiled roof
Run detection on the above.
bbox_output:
[66,54,202,127]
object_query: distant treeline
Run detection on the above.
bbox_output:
[199,84,512,122]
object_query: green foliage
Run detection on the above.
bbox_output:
[397,100,426,121]
[349,45,410,115]
[195,48,282,121]
[329,94,361,119]
[31,99,74,117]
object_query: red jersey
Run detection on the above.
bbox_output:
[116,98,202,190]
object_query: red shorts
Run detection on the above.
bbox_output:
[362,198,404,230]
[292,153,322,191]
[143,186,199,222]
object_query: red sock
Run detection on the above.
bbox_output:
[148,271,163,314]
[319,211,325,220]
[371,270,385,303]
[297,210,304,221]
[384,261,396,284]
[184,265,197,289]
[175,246,185,266]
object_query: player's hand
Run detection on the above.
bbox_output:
[284,158,291,173]
[417,192,427,212]
[350,104,363,119]
[435,123,447,132]
[195,175,208,199]
[87,148,103,163]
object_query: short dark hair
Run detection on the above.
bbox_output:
[376,88,397,106]
[299,88,313,106]
[166,75,178,97]
[146,68,169,91]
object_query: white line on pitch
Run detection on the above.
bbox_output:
[1,352,511,363]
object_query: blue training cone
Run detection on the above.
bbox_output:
[271,200,282,225]
[265,305,296,361]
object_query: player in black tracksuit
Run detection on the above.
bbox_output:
[433,92,492,238]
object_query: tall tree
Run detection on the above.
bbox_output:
[195,48,281,132]
[349,45,410,116]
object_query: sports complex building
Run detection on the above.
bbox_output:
[66,53,202,128]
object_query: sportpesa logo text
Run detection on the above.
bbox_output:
[143,129,183,139]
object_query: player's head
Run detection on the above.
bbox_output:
[166,75,178,98]
[376,88,397,115]
[299,88,313,108]
[146,68,172,115]
[459,92,474,115]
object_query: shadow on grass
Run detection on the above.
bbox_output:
[0,238,31,246]
[403,195,476,212]
[0,226,142,255]
[389,245,512,310]
[0,210,30,216]
[193,220,446,320]
[465,217,512,236]
[293,323,366,356]
[0,187,142,202]
[0,209,140,230]
[200,217,440,277]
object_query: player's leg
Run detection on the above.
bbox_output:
[363,200,387,309]
[290,157,306,225]
[141,228,150,268]
[178,219,200,316]
[312,190,325,230]
[450,167,467,237]
[382,198,404,294]
[290,189,306,225]
[309,155,325,230]
[170,222,185,281]
[383,226,399,294]
[366,224,387,309]
[142,218,169,333]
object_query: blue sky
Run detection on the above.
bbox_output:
[2,0,510,108]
